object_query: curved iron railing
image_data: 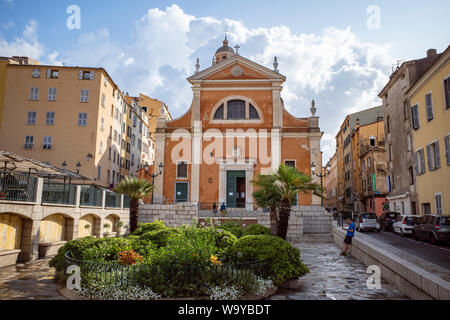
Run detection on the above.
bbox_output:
[64,251,269,298]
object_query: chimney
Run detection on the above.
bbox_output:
[426,49,437,57]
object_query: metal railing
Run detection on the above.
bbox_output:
[198,202,259,218]
[80,185,103,207]
[0,172,37,202]
[42,182,77,205]
[64,252,269,298]
[105,190,121,208]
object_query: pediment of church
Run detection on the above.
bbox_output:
[187,55,286,83]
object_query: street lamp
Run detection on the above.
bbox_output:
[76,161,82,174]
[62,161,67,170]
[150,162,164,204]
[311,162,330,207]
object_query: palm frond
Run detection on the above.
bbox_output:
[113,176,154,200]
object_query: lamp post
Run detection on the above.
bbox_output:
[76,161,82,174]
[149,162,164,204]
[311,162,331,207]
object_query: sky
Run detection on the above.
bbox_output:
[1,0,449,164]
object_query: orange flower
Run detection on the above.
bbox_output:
[210,255,222,266]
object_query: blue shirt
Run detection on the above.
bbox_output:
[347,222,355,237]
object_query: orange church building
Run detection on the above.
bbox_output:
[143,38,323,208]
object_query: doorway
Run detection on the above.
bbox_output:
[226,171,246,208]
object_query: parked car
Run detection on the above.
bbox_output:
[355,212,378,232]
[379,211,401,232]
[392,215,421,236]
[412,215,450,244]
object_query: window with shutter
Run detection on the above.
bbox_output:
[30,87,39,100]
[25,136,34,149]
[46,112,55,125]
[46,69,51,78]
[411,105,420,130]
[445,135,450,165]
[43,136,53,149]
[434,141,441,169]
[90,71,95,80]
[78,113,87,126]
[80,89,89,102]
[425,93,433,121]
[415,152,419,175]
[426,144,433,171]
[78,71,83,80]
[32,68,40,78]
[48,88,57,101]
[444,78,450,110]
[435,194,442,215]
[27,111,36,125]
[420,149,426,174]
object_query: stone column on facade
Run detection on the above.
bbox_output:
[19,219,40,261]
[245,162,255,210]
[190,85,201,127]
[271,128,281,173]
[309,127,323,206]
[153,118,167,204]
[272,84,283,128]
[191,120,202,203]
[35,177,44,204]
[218,162,226,203]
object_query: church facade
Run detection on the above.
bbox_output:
[148,38,323,208]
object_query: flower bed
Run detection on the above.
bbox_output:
[51,220,308,300]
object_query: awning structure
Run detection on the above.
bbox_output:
[0,151,90,180]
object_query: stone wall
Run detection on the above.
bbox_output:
[139,203,198,227]
[141,203,332,243]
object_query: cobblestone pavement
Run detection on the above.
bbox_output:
[0,258,66,300]
[269,242,409,300]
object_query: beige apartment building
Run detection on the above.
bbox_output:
[0,58,156,188]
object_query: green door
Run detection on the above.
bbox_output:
[226,171,245,208]
[175,182,188,203]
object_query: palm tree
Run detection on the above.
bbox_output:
[275,165,323,240]
[253,165,323,240]
[252,174,281,236]
[114,176,154,234]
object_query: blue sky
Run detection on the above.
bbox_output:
[1,0,449,162]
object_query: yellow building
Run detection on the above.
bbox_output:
[0,59,126,188]
[407,46,450,216]
[136,93,172,137]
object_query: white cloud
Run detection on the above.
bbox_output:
[0,20,45,59]
[0,5,395,164]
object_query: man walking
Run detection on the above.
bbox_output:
[340,218,355,256]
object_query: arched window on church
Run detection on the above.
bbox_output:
[212,98,261,121]
[249,104,260,120]
[214,104,224,120]
[227,100,246,119]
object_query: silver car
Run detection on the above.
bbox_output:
[355,212,378,232]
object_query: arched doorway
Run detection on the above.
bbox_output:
[104,214,121,237]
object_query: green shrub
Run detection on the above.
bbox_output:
[49,237,98,272]
[242,224,270,236]
[139,228,179,248]
[132,220,167,236]
[217,221,243,238]
[49,237,132,272]
[128,235,158,257]
[223,235,309,286]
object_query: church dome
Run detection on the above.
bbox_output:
[215,37,235,63]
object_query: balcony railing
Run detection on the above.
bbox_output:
[105,191,121,208]
[80,185,103,207]
[0,172,37,202]
[0,172,128,211]
[42,182,77,205]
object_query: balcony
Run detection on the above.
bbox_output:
[0,172,127,210]
[0,172,37,202]
[359,140,385,157]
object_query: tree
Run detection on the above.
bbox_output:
[253,165,323,240]
[252,174,281,236]
[114,176,153,234]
